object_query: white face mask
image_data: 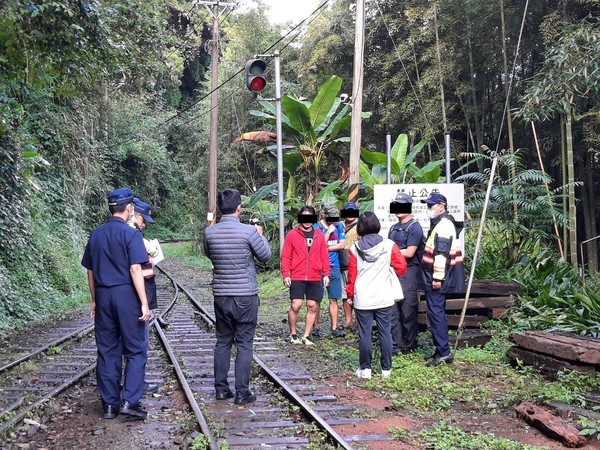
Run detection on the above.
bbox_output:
[128,205,136,222]
[427,210,437,219]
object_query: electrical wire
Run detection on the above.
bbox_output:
[494,0,530,154]
[108,0,330,149]
[374,0,441,152]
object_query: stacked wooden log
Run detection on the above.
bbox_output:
[418,280,520,329]
[508,332,600,377]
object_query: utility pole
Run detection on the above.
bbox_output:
[196,0,234,225]
[348,0,365,204]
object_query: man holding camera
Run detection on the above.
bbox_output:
[203,189,271,405]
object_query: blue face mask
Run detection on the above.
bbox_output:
[427,210,437,219]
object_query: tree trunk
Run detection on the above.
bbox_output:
[500,0,517,219]
[584,144,598,274]
[566,112,577,268]
[561,114,568,258]
[467,29,484,172]
[433,3,448,136]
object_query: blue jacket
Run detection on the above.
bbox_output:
[203,215,271,297]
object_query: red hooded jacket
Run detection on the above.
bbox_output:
[281,226,331,281]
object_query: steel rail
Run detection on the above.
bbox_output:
[157,266,354,450]
[154,265,179,318]
[0,323,95,374]
[153,267,219,450]
[0,363,95,434]
[153,321,219,450]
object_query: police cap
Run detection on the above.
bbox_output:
[108,188,134,206]
[421,192,447,206]
[133,197,155,224]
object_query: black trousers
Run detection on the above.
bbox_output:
[391,264,420,350]
[213,295,259,396]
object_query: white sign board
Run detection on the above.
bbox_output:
[374,184,465,247]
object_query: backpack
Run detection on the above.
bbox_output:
[338,222,357,270]
[390,219,424,265]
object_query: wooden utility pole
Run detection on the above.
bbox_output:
[197,0,234,225]
[348,0,365,204]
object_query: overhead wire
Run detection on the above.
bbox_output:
[180,0,331,126]
[373,0,441,152]
[493,0,530,154]
[108,0,331,149]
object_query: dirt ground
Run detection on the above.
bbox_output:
[2,258,600,449]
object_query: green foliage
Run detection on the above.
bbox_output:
[457,149,567,238]
[359,134,441,192]
[249,75,367,201]
[519,19,600,121]
[579,406,600,439]
[190,434,209,450]
[395,421,549,450]
[505,367,600,407]
[257,271,286,300]
[467,219,600,336]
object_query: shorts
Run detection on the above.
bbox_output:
[326,267,342,300]
[290,281,323,301]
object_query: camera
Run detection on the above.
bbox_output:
[240,217,261,225]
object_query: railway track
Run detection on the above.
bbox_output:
[155,266,356,449]
[0,317,96,434]
[156,265,395,449]
[0,264,395,448]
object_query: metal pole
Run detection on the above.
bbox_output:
[445,133,451,183]
[347,0,365,203]
[207,3,219,225]
[386,134,392,184]
[274,51,285,253]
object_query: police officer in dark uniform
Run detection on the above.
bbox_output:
[130,197,162,393]
[81,188,152,420]
[388,193,424,354]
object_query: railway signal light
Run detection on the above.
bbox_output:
[245,59,267,92]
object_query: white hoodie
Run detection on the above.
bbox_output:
[350,235,404,310]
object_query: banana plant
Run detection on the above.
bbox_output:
[239,75,371,203]
[359,133,443,192]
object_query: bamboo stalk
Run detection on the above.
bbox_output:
[531,121,564,260]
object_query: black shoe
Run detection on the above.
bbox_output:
[119,400,147,420]
[426,353,454,367]
[234,392,257,405]
[144,382,159,394]
[215,389,234,400]
[156,316,169,328]
[331,328,345,337]
[103,404,118,419]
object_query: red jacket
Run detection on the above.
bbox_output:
[281,226,331,281]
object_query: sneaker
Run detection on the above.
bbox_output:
[290,334,302,344]
[382,370,391,378]
[311,328,322,338]
[355,368,372,379]
[331,328,345,337]
[301,336,315,346]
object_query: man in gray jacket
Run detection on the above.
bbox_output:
[203,189,271,405]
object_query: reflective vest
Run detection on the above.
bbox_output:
[422,214,464,282]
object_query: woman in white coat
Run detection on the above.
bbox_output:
[346,212,407,379]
